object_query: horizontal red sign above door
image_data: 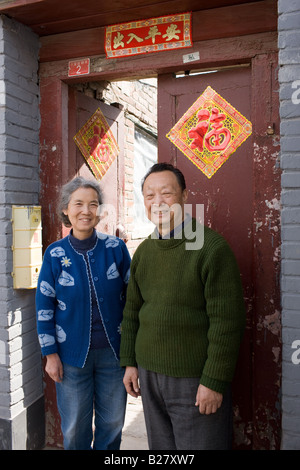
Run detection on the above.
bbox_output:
[105,13,192,59]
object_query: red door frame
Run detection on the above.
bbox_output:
[39,32,281,449]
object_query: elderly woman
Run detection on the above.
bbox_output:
[36,177,131,450]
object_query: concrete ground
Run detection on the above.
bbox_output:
[120,396,148,450]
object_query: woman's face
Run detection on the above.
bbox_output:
[63,187,100,240]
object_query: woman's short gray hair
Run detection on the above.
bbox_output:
[58,176,103,227]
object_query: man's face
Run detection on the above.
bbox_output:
[142,170,188,234]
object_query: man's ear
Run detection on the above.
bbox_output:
[183,189,188,203]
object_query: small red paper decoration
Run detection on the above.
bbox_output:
[73,108,119,180]
[105,13,192,59]
[166,86,252,179]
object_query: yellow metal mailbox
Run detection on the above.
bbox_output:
[11,206,42,289]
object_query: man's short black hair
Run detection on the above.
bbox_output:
[141,162,186,192]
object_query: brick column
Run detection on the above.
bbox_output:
[0,15,44,449]
[278,0,300,450]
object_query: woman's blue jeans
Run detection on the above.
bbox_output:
[55,347,127,450]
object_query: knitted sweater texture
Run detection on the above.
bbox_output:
[120,219,245,393]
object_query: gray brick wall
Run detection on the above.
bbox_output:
[278,0,300,450]
[0,15,44,449]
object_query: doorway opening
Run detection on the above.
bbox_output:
[40,56,281,449]
[70,77,158,255]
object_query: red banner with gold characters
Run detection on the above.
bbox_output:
[73,108,119,180]
[105,13,192,59]
[166,86,252,179]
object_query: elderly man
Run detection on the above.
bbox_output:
[120,162,245,450]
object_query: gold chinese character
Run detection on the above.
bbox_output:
[113,32,125,49]
[127,33,144,44]
[162,24,181,41]
[145,26,162,44]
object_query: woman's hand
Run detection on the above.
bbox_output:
[45,353,63,383]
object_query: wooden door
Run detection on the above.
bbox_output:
[157,64,281,449]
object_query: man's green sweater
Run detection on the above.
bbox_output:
[120,218,246,394]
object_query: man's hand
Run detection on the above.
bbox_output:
[195,384,223,414]
[123,366,141,398]
[45,353,63,383]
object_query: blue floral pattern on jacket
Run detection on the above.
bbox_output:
[36,232,131,367]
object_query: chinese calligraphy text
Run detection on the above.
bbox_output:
[105,13,192,59]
